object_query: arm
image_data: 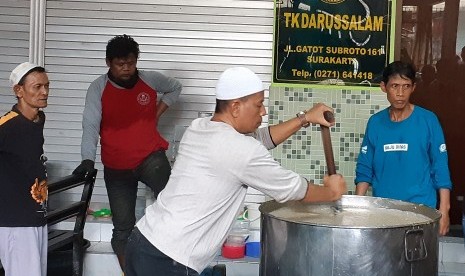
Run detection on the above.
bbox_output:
[355,182,370,196]
[156,101,169,119]
[250,103,334,150]
[268,117,303,145]
[300,174,347,203]
[81,76,105,162]
[239,137,346,203]
[428,114,453,191]
[269,103,334,145]
[73,77,105,175]
[438,188,450,236]
[355,119,374,193]
[427,114,452,235]
[139,70,182,107]
[73,78,104,175]
[250,127,276,150]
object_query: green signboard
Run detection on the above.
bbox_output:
[273,0,394,87]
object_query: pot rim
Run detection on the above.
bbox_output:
[259,195,442,229]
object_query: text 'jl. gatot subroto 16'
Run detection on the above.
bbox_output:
[288,45,382,80]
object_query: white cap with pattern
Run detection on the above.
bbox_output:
[215,67,263,100]
[9,62,41,86]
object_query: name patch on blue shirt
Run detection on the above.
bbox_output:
[384,143,408,152]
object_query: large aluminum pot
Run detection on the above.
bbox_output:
[259,195,441,276]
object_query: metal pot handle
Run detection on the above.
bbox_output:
[404,228,428,262]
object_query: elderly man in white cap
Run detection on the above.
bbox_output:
[0,62,49,276]
[124,67,346,276]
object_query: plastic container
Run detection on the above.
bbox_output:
[225,234,247,246]
[222,243,245,259]
[247,229,260,242]
[245,229,261,258]
[226,219,249,245]
[244,203,261,229]
[222,218,250,259]
[245,242,260,258]
[231,219,249,236]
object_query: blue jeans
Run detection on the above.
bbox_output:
[125,228,199,276]
[104,150,171,256]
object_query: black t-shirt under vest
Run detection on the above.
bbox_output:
[0,105,47,227]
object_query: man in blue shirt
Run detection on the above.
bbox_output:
[355,61,452,236]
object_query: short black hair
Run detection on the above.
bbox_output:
[17,67,46,86]
[214,99,229,113]
[382,61,416,84]
[106,34,140,61]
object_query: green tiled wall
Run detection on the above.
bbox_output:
[269,86,389,192]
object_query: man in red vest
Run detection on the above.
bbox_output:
[73,34,182,270]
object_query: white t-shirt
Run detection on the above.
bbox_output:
[137,117,307,273]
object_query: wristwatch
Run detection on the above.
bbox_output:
[296,111,310,128]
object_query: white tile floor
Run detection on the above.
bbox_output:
[84,242,122,276]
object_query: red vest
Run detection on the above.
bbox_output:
[100,79,168,169]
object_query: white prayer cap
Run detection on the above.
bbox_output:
[215,67,263,100]
[9,62,41,86]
